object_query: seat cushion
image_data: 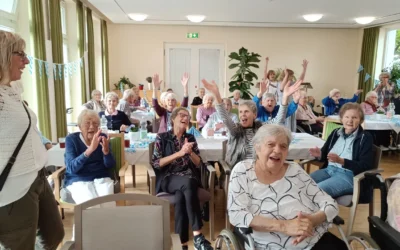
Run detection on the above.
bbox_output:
[156,188,211,204]
[336,195,353,207]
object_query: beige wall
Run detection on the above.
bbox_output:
[108,24,363,107]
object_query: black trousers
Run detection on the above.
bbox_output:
[369,130,391,147]
[161,175,203,243]
[311,232,347,250]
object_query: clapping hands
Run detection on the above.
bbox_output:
[179,138,194,157]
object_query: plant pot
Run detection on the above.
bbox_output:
[129,131,140,144]
[139,85,144,90]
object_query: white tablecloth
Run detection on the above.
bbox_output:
[46,133,324,167]
[131,111,154,123]
[328,115,400,134]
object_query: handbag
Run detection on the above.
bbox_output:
[0,103,32,191]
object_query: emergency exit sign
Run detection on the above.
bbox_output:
[187,33,199,38]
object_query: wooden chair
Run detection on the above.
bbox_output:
[301,145,383,236]
[146,142,216,240]
[190,105,199,129]
[60,193,180,250]
[52,133,132,214]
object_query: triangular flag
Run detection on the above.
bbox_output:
[374,79,380,87]
[364,73,371,83]
[357,64,364,73]
[53,65,57,79]
[57,64,62,80]
[44,62,49,77]
[38,60,43,78]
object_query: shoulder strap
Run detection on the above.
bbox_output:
[0,103,32,191]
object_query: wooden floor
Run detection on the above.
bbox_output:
[59,152,400,249]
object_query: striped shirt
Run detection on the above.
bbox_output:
[244,128,254,159]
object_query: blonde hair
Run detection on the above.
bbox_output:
[278,69,294,81]
[0,31,26,85]
[104,92,119,102]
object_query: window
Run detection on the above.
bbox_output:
[0,24,14,32]
[0,0,17,13]
[0,0,18,31]
[383,29,400,67]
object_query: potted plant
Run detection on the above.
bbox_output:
[114,76,135,92]
[228,47,261,99]
[128,124,140,143]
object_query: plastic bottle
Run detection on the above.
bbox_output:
[100,115,108,134]
[140,118,147,140]
[140,98,146,108]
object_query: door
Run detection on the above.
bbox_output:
[165,43,225,102]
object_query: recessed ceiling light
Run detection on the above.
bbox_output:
[128,13,148,22]
[186,15,206,23]
[303,14,323,22]
[354,17,375,25]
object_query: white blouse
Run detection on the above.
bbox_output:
[228,160,338,250]
[0,85,47,207]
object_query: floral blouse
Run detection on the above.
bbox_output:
[152,131,202,179]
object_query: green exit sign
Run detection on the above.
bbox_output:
[187,33,199,39]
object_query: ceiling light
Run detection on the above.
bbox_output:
[128,13,148,22]
[354,17,375,25]
[186,15,206,23]
[303,14,323,22]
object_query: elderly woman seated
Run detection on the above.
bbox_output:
[152,73,189,133]
[310,103,373,198]
[228,125,346,250]
[202,78,302,167]
[191,87,206,106]
[196,93,216,130]
[361,91,392,151]
[64,110,116,203]
[296,90,324,134]
[99,92,132,132]
[201,98,239,138]
[82,89,106,112]
[322,88,362,116]
[151,107,213,250]
[117,89,145,123]
[231,89,242,106]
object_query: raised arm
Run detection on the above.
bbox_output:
[181,72,189,98]
[202,79,239,136]
[151,74,166,116]
[298,60,308,81]
[280,68,290,91]
[263,57,269,80]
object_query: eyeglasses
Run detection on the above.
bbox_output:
[83,121,100,127]
[178,113,191,119]
[13,51,27,60]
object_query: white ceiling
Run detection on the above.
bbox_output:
[89,0,400,28]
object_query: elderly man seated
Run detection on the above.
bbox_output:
[253,80,299,122]
[63,110,116,204]
[228,124,347,250]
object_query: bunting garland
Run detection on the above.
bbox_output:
[26,54,85,80]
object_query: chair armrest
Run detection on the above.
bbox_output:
[368,216,400,245]
[219,160,231,175]
[118,162,129,177]
[171,234,181,250]
[237,227,253,235]
[353,169,384,184]
[206,164,216,193]
[333,216,345,225]
[147,165,156,196]
[60,241,74,250]
[52,167,66,201]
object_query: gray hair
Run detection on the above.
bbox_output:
[202,93,214,104]
[262,92,276,101]
[239,100,257,115]
[252,124,292,159]
[329,88,340,97]
[222,98,232,106]
[104,91,119,102]
[365,91,378,101]
[77,109,100,127]
[165,92,177,101]
[379,72,390,81]
[0,31,26,85]
[91,89,102,98]
[122,89,135,101]
[233,89,241,96]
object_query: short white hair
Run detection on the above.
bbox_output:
[365,91,378,101]
[104,91,119,102]
[165,92,177,101]
[262,92,275,101]
[77,109,100,127]
[159,92,168,104]
[252,124,292,159]
[233,90,241,96]
[122,89,135,101]
[329,88,340,97]
[202,93,214,104]
[91,89,102,98]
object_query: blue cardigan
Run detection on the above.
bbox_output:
[322,94,359,116]
[252,95,298,122]
[64,132,116,187]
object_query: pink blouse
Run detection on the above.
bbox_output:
[295,104,318,124]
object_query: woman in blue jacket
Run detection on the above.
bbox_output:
[309,103,373,198]
[322,88,362,116]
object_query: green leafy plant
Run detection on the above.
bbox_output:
[383,62,400,94]
[228,47,261,99]
[129,124,138,132]
[113,76,135,92]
